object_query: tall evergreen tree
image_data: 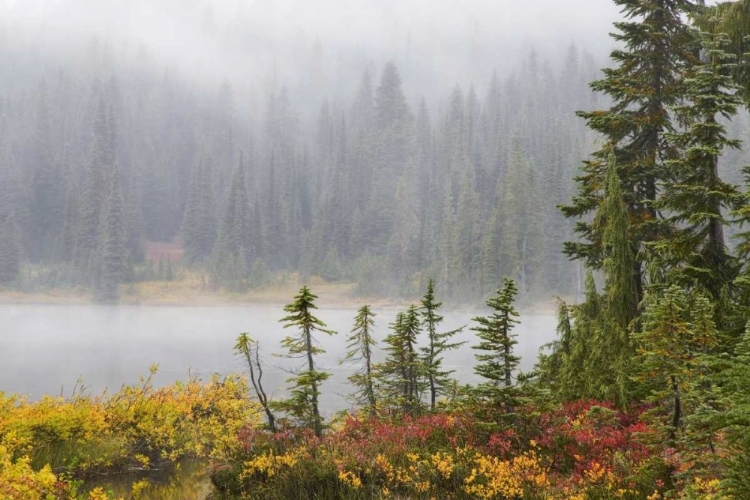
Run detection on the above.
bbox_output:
[211,152,253,290]
[96,168,128,302]
[376,306,423,416]
[562,0,697,304]
[420,278,465,411]
[0,213,21,284]
[342,305,378,413]
[654,26,745,306]
[275,286,336,437]
[471,278,521,414]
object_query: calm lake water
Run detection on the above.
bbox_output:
[0,304,557,409]
[0,303,557,500]
[0,304,557,410]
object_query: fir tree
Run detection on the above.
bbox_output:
[562,0,697,304]
[342,305,378,413]
[596,152,639,406]
[211,152,253,290]
[633,286,719,446]
[0,213,21,284]
[376,306,423,416]
[654,26,745,305]
[182,154,217,263]
[235,333,277,432]
[96,168,128,302]
[471,278,521,414]
[420,278,465,411]
[275,286,336,437]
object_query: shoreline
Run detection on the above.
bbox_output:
[0,285,560,314]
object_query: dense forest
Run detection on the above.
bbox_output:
[0,40,611,301]
[0,0,645,303]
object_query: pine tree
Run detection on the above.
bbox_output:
[211,152,253,290]
[562,0,696,304]
[654,26,745,305]
[0,213,21,284]
[595,152,639,405]
[235,333,277,432]
[275,286,336,437]
[182,154,217,263]
[633,286,719,446]
[376,306,423,416]
[420,278,465,411]
[471,278,521,414]
[77,94,113,269]
[342,305,378,413]
[96,168,128,302]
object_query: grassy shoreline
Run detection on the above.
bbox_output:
[0,274,559,313]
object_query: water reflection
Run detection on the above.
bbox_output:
[83,459,210,500]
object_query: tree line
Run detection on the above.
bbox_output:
[0,39,620,302]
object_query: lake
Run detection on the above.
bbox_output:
[0,303,557,411]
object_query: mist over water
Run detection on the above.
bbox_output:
[0,304,556,413]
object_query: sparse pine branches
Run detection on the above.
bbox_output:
[342,305,378,413]
[420,278,465,411]
[235,333,277,432]
[274,286,336,437]
[471,278,521,414]
[376,306,424,416]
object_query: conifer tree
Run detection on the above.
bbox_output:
[0,213,21,284]
[471,278,521,414]
[633,286,719,446]
[596,152,639,405]
[96,168,128,302]
[693,322,750,496]
[77,94,113,269]
[182,154,217,263]
[654,26,745,305]
[275,286,336,437]
[235,333,277,432]
[560,272,601,401]
[562,0,696,304]
[420,278,465,411]
[376,306,423,416]
[342,305,378,413]
[211,152,252,290]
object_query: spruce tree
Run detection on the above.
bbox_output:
[420,278,465,411]
[342,305,378,413]
[275,286,336,437]
[633,286,719,446]
[376,306,423,416]
[96,168,128,302]
[654,26,745,305]
[77,94,113,270]
[596,152,639,405]
[211,152,252,290]
[562,0,696,304]
[0,213,21,284]
[471,278,521,414]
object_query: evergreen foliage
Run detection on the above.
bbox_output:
[562,0,696,304]
[376,306,424,416]
[0,213,20,284]
[341,305,378,413]
[96,168,129,302]
[470,278,521,414]
[420,278,465,411]
[275,286,336,437]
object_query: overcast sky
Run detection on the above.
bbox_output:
[0,0,632,107]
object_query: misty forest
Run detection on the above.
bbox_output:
[4,0,750,499]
